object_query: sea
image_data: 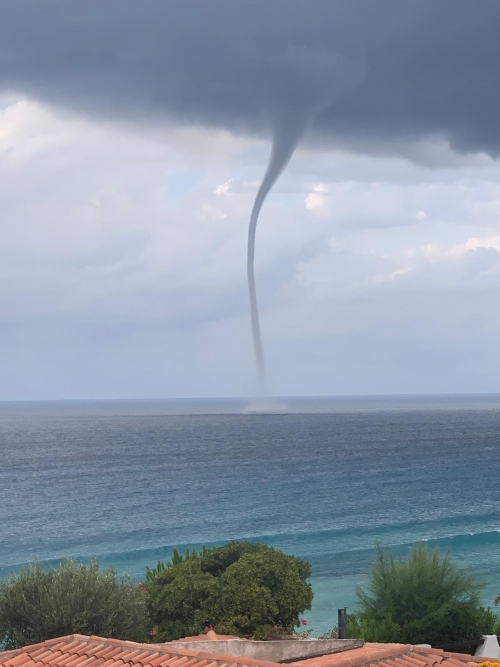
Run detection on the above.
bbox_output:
[1,394,500,637]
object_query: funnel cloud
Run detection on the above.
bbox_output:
[248,120,306,379]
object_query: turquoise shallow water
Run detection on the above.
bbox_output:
[1,395,500,637]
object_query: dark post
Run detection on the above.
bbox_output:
[338,607,347,639]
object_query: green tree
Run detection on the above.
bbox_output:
[348,545,496,647]
[145,541,313,641]
[0,560,148,649]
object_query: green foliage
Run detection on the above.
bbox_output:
[348,545,496,646]
[0,560,148,650]
[145,547,204,583]
[346,612,401,643]
[145,541,313,641]
[318,627,338,639]
[492,596,500,636]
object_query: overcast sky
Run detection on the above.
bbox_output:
[2,1,500,400]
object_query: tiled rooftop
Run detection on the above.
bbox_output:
[0,635,494,667]
[294,643,490,667]
[0,634,277,667]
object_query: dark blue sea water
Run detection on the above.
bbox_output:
[1,395,500,636]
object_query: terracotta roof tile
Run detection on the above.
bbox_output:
[51,653,79,666]
[181,660,204,667]
[5,655,33,667]
[393,659,414,667]
[65,656,95,667]
[154,658,186,667]
[148,655,172,667]
[78,656,104,667]
[407,657,433,665]
[400,656,429,667]
[101,659,123,667]
[29,650,52,661]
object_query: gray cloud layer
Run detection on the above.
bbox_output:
[1,0,500,156]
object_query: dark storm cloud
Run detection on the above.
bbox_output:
[1,0,500,156]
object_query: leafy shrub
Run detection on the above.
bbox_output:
[0,559,148,649]
[318,627,338,639]
[145,541,313,641]
[348,544,496,646]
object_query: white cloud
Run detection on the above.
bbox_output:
[214,179,233,196]
[405,236,500,261]
[305,191,324,210]
[454,236,500,254]
[304,182,330,211]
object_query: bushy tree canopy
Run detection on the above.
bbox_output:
[348,545,496,646]
[145,542,313,641]
[0,560,148,649]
